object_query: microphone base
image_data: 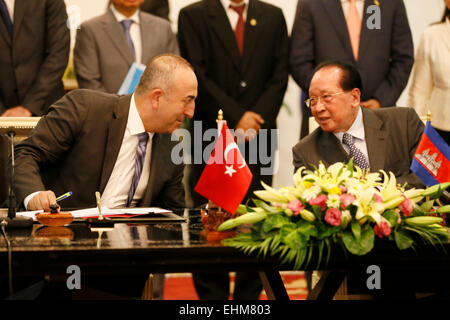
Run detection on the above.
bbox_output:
[2,216,33,229]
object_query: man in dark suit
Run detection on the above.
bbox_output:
[0,0,69,207]
[290,0,414,138]
[0,0,69,117]
[292,61,425,298]
[13,54,197,298]
[177,0,288,300]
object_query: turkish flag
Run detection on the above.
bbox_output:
[194,122,253,214]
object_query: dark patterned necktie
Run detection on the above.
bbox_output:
[342,132,369,169]
[120,19,136,61]
[229,4,245,55]
[0,0,13,36]
[126,132,149,207]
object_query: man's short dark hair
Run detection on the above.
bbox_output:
[314,60,363,92]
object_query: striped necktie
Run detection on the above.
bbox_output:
[126,132,149,207]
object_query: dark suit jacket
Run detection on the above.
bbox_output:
[177,0,288,203]
[0,0,70,115]
[177,0,288,131]
[14,89,185,210]
[290,0,414,106]
[292,107,425,189]
[140,0,170,20]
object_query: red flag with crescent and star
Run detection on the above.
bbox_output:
[194,122,252,214]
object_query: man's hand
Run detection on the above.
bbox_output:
[28,191,58,212]
[235,111,265,141]
[360,99,381,109]
[1,106,33,117]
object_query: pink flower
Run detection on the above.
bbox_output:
[339,185,347,193]
[340,193,356,209]
[309,194,327,211]
[374,221,391,238]
[325,208,342,226]
[373,193,383,203]
[394,209,402,224]
[399,196,413,217]
[287,198,305,216]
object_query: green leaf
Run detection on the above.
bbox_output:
[283,229,308,250]
[262,214,290,233]
[383,209,399,228]
[311,205,323,220]
[296,221,318,239]
[341,227,375,256]
[350,220,361,241]
[394,229,414,250]
[420,200,435,213]
[317,224,340,240]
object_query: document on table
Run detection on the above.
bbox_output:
[16,207,172,221]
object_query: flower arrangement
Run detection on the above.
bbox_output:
[218,161,450,269]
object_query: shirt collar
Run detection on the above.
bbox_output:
[221,0,249,10]
[334,106,365,142]
[128,94,151,138]
[110,5,140,25]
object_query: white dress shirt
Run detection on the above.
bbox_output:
[220,0,249,29]
[333,106,370,167]
[110,5,142,64]
[407,18,450,131]
[4,0,14,20]
[102,93,153,208]
[340,0,364,19]
[24,94,153,210]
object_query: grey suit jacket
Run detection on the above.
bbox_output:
[0,0,70,115]
[292,107,425,189]
[14,89,185,210]
[289,0,414,107]
[74,9,179,93]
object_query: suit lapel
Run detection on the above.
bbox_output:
[140,11,151,64]
[103,10,134,67]
[362,108,386,171]
[318,131,350,166]
[99,95,130,192]
[242,0,262,72]
[321,0,354,60]
[207,0,241,70]
[357,0,371,64]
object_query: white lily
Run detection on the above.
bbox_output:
[354,188,384,224]
[379,170,403,202]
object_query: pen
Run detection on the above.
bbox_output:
[95,191,103,220]
[56,191,72,202]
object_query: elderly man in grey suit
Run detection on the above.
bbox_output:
[292,60,425,297]
[74,0,179,94]
[293,60,424,188]
[290,0,414,138]
[14,54,197,299]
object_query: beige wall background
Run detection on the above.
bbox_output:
[64,0,446,188]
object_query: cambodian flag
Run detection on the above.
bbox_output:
[410,121,450,186]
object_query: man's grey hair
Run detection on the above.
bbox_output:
[135,54,194,96]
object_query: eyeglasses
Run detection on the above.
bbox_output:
[305,91,347,108]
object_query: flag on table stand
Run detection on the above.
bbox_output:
[410,121,450,186]
[194,121,252,214]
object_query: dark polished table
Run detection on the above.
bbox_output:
[1,209,450,300]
